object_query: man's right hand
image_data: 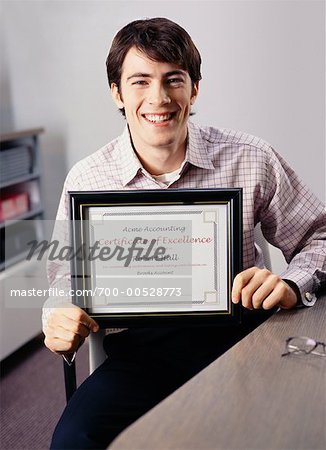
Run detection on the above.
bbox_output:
[43,303,99,355]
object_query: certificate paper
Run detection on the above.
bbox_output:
[70,189,242,326]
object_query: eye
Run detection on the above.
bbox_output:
[166,78,183,85]
[131,80,148,86]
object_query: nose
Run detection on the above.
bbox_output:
[147,82,171,106]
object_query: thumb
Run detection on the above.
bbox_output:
[91,321,100,332]
[80,310,99,332]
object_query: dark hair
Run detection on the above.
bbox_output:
[106,18,202,115]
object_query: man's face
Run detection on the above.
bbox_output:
[111,47,199,156]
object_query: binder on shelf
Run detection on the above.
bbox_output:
[0,145,33,183]
[0,192,29,222]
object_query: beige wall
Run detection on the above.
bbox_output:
[1,0,325,272]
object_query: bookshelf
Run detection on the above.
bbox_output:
[0,128,44,271]
[0,128,48,359]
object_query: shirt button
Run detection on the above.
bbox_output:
[304,292,314,302]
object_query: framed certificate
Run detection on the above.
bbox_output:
[69,188,242,327]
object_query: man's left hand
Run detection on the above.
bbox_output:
[232,267,298,310]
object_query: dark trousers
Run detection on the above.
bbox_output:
[50,309,274,450]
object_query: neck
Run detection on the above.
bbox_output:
[135,147,186,176]
[129,131,187,176]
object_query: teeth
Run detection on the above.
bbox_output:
[144,114,172,123]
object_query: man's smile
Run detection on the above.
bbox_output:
[141,112,177,125]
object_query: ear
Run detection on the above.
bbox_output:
[190,81,199,105]
[111,83,124,108]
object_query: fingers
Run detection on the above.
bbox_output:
[232,267,259,306]
[48,315,91,339]
[244,271,281,309]
[44,305,99,354]
[58,304,99,333]
[232,267,297,310]
[44,333,83,354]
[259,282,285,309]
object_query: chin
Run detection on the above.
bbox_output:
[148,130,179,145]
[148,138,176,148]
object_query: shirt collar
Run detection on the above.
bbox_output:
[118,121,215,186]
[185,121,215,170]
[118,125,143,186]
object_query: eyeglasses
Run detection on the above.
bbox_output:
[282,336,326,358]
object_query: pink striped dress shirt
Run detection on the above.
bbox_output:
[43,121,326,329]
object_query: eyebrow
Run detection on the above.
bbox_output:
[126,70,187,81]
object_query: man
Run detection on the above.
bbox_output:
[44,18,326,449]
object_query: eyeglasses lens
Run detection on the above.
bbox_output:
[288,337,316,354]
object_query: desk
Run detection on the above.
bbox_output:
[110,297,326,450]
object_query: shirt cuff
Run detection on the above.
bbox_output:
[281,272,317,307]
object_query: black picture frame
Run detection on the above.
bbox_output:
[69,188,242,327]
